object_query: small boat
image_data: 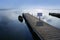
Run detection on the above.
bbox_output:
[18,15,23,22]
[49,13,60,18]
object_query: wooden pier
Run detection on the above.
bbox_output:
[23,13,60,40]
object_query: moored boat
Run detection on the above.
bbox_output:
[18,15,23,22]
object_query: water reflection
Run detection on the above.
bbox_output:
[0,10,33,40]
[41,15,60,29]
[46,16,60,28]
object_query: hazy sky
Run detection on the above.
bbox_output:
[0,0,60,9]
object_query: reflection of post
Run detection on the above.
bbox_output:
[39,16,40,22]
[32,13,33,16]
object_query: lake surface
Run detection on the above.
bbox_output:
[0,10,33,40]
[44,16,60,29]
[0,9,60,40]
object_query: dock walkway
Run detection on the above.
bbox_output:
[23,13,60,40]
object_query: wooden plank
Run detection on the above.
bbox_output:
[23,13,60,40]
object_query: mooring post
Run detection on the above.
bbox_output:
[37,13,42,22]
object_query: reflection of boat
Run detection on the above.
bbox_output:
[18,15,23,22]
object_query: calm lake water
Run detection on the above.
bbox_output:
[0,9,60,40]
[0,10,33,40]
[44,16,60,29]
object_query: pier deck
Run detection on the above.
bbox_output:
[23,13,60,40]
